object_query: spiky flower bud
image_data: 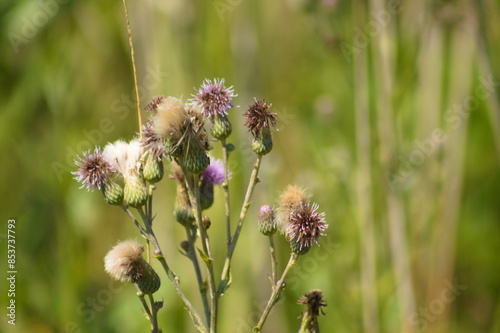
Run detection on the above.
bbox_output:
[143,153,164,183]
[102,179,124,206]
[251,126,273,155]
[179,130,209,174]
[174,183,195,226]
[189,78,237,119]
[286,203,328,255]
[297,289,327,333]
[124,171,148,208]
[104,240,161,294]
[211,114,232,140]
[258,205,277,236]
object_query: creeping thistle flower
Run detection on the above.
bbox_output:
[258,205,278,236]
[244,99,277,155]
[286,203,328,255]
[198,157,231,210]
[103,139,148,207]
[73,147,123,205]
[202,157,230,185]
[190,78,236,119]
[297,289,327,333]
[104,240,161,294]
[190,78,236,140]
[73,147,114,191]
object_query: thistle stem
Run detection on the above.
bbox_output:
[138,293,153,327]
[179,167,217,333]
[217,155,262,296]
[185,225,211,325]
[268,235,278,286]
[122,206,208,333]
[147,293,160,333]
[221,139,231,248]
[253,253,299,332]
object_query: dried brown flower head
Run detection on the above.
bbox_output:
[243,99,277,137]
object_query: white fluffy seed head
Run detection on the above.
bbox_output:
[104,240,144,282]
[153,97,189,141]
[103,139,143,176]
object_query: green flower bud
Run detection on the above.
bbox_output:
[180,131,209,174]
[174,184,195,226]
[211,114,232,140]
[252,126,273,156]
[143,154,164,183]
[124,171,148,208]
[258,205,277,236]
[135,260,161,295]
[102,179,124,206]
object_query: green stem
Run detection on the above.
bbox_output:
[124,206,208,333]
[179,167,217,333]
[221,139,231,248]
[185,225,211,325]
[138,292,153,326]
[147,293,160,333]
[253,253,299,332]
[217,155,262,297]
[268,235,278,286]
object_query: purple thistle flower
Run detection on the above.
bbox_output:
[141,121,166,160]
[286,203,327,252]
[201,157,231,185]
[72,147,114,191]
[189,78,237,118]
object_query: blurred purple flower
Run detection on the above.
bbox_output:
[201,157,231,185]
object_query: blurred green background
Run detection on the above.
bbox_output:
[1,0,500,332]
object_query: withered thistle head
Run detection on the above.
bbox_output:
[145,95,166,113]
[186,106,210,150]
[286,202,327,255]
[297,289,327,331]
[104,240,161,294]
[73,147,114,191]
[153,97,189,142]
[190,78,236,119]
[104,240,145,282]
[243,99,277,137]
[277,185,310,228]
[141,121,166,160]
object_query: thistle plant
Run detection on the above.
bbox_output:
[73,77,329,332]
